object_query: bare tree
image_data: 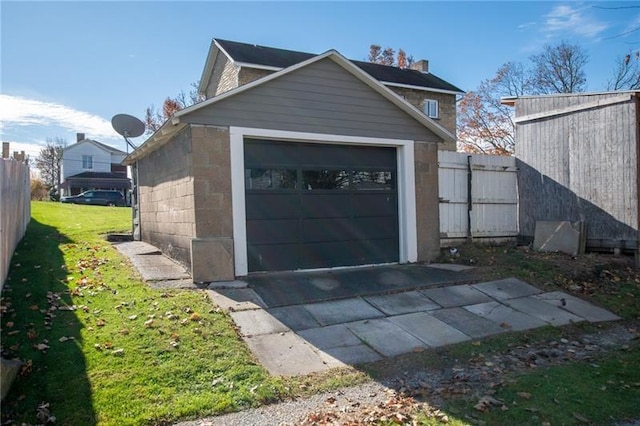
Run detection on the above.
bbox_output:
[607,51,640,90]
[368,45,413,68]
[457,62,533,155]
[35,137,66,189]
[530,41,588,94]
[144,81,205,134]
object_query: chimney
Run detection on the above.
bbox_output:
[77,133,85,142]
[2,142,9,159]
[411,60,429,73]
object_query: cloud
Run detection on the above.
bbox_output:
[541,5,608,39]
[0,94,119,141]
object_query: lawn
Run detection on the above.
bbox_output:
[1,202,289,425]
[1,203,639,425]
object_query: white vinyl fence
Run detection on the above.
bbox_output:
[438,151,517,246]
[1,159,31,290]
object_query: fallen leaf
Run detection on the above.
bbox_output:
[29,305,39,310]
[128,315,138,320]
[517,392,532,399]
[6,321,14,328]
[573,413,590,423]
[144,319,154,328]
[34,343,49,351]
[112,349,125,356]
[58,336,74,342]
[96,319,106,327]
[189,312,201,321]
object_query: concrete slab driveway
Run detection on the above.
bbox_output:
[207,269,620,376]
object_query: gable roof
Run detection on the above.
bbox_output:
[64,139,127,156]
[127,50,455,164]
[201,38,464,95]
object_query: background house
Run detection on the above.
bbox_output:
[61,133,131,200]
[199,39,463,150]
[503,91,639,256]
[126,43,463,282]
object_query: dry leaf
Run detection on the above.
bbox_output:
[34,343,49,351]
[112,349,125,356]
[144,319,154,328]
[573,413,590,423]
[517,391,532,399]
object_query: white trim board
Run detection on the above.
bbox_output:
[229,126,418,277]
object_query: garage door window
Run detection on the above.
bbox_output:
[245,169,297,190]
[352,171,394,190]
[302,170,350,190]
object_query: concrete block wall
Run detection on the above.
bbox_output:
[190,125,235,282]
[414,141,441,262]
[238,68,275,87]
[137,127,196,266]
[389,87,457,151]
[205,54,239,98]
[0,159,30,290]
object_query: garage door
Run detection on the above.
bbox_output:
[245,139,399,272]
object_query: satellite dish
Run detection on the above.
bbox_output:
[112,114,145,139]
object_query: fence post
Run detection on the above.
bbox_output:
[466,155,473,242]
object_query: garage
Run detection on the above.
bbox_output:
[244,139,398,272]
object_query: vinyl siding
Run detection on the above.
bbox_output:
[183,58,442,143]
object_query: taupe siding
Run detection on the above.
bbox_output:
[138,127,196,265]
[184,58,442,143]
[516,93,639,249]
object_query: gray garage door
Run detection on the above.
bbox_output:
[245,139,399,272]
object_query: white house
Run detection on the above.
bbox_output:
[60,133,130,198]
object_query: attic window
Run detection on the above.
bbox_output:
[82,155,93,169]
[423,100,439,119]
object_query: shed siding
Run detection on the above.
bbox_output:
[516,93,639,249]
[137,127,196,266]
[184,58,442,143]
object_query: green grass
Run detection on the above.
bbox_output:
[443,346,640,426]
[3,205,639,425]
[1,202,288,425]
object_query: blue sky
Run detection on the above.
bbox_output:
[2,1,640,158]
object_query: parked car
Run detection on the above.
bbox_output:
[60,190,125,207]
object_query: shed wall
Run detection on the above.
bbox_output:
[137,127,196,265]
[516,93,639,249]
[183,58,442,143]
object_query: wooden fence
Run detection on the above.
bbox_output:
[438,151,517,246]
[1,159,31,290]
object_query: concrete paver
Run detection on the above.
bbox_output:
[114,241,623,377]
[504,296,585,326]
[268,306,321,331]
[421,285,493,308]
[243,332,330,376]
[431,307,505,338]
[535,291,621,323]
[316,344,383,366]
[298,324,362,349]
[472,278,542,300]
[229,309,290,337]
[363,291,440,315]
[303,298,385,326]
[389,312,471,347]
[206,288,266,312]
[464,301,548,331]
[346,318,427,357]
[428,263,476,272]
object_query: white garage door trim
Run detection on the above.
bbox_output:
[230,126,417,277]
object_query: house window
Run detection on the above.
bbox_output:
[423,100,439,118]
[82,155,93,169]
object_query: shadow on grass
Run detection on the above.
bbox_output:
[1,219,97,425]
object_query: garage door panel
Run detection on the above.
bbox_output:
[245,193,299,219]
[247,219,298,244]
[248,244,299,272]
[245,139,399,272]
[351,193,397,217]
[301,218,351,242]
[351,217,397,240]
[300,193,350,218]
[352,239,398,263]
[298,241,354,269]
